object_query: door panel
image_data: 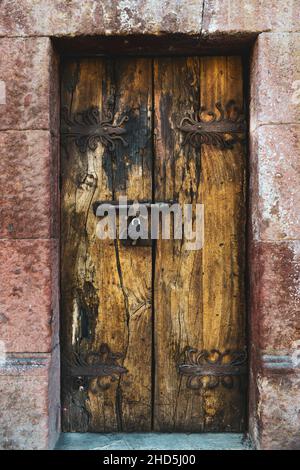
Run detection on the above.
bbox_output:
[153,56,246,431]
[60,56,247,433]
[61,58,153,432]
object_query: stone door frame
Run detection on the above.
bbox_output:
[0,2,299,450]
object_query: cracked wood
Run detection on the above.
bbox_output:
[61,58,152,432]
[153,56,246,431]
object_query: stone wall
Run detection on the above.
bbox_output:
[0,0,299,449]
[249,30,300,449]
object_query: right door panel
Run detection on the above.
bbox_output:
[153,56,247,432]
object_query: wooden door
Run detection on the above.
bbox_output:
[60,56,247,433]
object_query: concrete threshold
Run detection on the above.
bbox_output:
[56,433,251,450]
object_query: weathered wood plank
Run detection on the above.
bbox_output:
[61,58,153,431]
[153,57,205,431]
[153,56,246,431]
[199,56,246,431]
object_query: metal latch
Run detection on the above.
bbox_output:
[93,200,176,247]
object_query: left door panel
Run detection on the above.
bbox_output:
[60,58,153,432]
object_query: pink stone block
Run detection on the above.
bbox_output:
[250,33,300,129]
[256,373,300,449]
[0,352,60,450]
[203,0,300,34]
[1,0,298,37]
[0,240,59,353]
[250,125,300,241]
[0,0,203,36]
[250,241,300,352]
[0,131,58,239]
[0,37,58,131]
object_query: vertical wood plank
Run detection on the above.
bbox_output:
[61,58,153,432]
[153,58,205,431]
[200,56,246,431]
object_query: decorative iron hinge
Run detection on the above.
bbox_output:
[178,100,246,150]
[61,106,129,153]
[64,343,128,393]
[178,347,247,390]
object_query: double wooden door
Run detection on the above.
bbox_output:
[60,56,247,432]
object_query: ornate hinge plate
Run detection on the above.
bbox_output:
[178,100,246,150]
[63,343,128,393]
[178,347,247,389]
[61,106,129,153]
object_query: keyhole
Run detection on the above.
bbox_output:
[131,217,141,233]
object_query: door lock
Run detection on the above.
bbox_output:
[93,200,176,247]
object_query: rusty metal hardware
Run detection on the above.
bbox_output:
[178,347,247,390]
[93,200,176,247]
[178,100,246,150]
[61,106,128,153]
[63,343,127,393]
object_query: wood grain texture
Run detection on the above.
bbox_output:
[153,57,205,431]
[199,57,246,431]
[61,58,153,432]
[61,56,246,433]
[153,56,246,431]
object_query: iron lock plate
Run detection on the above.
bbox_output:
[93,200,176,247]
